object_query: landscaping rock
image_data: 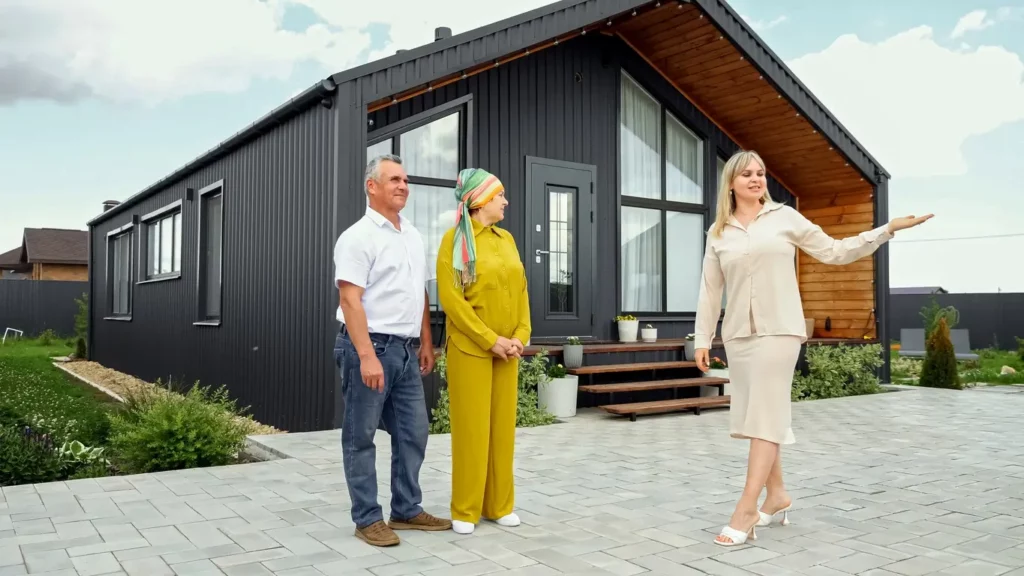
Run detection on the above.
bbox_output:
[1001,365,1017,375]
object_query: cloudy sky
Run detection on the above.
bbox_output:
[1,0,1021,293]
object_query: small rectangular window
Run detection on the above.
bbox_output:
[107,228,133,318]
[197,182,224,323]
[143,204,182,280]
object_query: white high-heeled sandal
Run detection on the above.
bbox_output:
[756,504,791,527]
[714,520,757,547]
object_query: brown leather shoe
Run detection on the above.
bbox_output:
[354,520,400,546]
[388,511,453,531]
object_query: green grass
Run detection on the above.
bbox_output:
[0,337,118,446]
[891,348,1024,386]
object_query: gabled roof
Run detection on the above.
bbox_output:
[22,228,88,265]
[90,0,889,227]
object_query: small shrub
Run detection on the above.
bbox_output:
[1017,337,1024,363]
[74,337,87,360]
[891,355,922,379]
[0,426,64,486]
[74,293,89,342]
[38,329,57,346]
[920,297,959,340]
[919,317,962,390]
[548,363,567,378]
[107,384,249,474]
[792,343,884,401]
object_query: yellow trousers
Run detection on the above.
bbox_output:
[446,343,518,524]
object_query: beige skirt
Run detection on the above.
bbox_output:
[723,334,802,445]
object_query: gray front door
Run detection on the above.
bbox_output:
[524,157,596,340]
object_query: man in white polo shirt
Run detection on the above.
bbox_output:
[333,154,452,547]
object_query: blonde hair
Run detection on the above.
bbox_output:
[710,150,775,238]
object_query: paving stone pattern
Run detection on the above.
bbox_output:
[3,386,1024,575]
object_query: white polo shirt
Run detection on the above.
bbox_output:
[333,207,433,339]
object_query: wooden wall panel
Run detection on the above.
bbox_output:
[798,196,877,339]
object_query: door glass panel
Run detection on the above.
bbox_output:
[547,186,575,315]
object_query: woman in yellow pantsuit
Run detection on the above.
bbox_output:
[437,167,531,535]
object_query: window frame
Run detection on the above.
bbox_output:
[104,222,135,321]
[365,94,474,315]
[195,179,225,327]
[139,200,183,284]
[617,70,710,318]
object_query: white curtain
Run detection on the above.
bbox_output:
[666,211,703,312]
[666,114,703,204]
[620,207,662,311]
[620,74,661,200]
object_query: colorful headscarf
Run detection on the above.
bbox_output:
[451,168,504,287]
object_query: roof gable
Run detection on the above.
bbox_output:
[0,246,24,267]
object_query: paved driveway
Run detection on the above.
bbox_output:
[3,386,1024,575]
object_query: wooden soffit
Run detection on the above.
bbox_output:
[614,3,872,200]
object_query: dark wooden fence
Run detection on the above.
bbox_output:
[889,292,1023,351]
[0,280,87,339]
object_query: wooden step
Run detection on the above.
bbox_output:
[579,377,728,394]
[600,396,731,422]
[568,360,697,375]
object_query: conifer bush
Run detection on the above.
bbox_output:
[919,317,962,389]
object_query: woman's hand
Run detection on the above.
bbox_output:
[694,348,710,372]
[491,336,515,360]
[887,214,933,234]
[509,338,524,358]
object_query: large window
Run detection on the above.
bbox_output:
[619,72,706,314]
[106,226,134,318]
[142,201,182,280]
[197,181,224,324]
[366,96,470,309]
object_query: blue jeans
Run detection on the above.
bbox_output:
[334,327,429,528]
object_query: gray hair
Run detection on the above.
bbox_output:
[364,154,403,195]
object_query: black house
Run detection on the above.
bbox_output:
[86,0,892,432]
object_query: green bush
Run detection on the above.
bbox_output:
[891,355,922,380]
[0,426,64,486]
[38,329,57,346]
[919,317,962,389]
[1016,337,1024,363]
[107,384,249,474]
[428,349,556,434]
[920,297,959,340]
[792,343,884,401]
[74,293,89,343]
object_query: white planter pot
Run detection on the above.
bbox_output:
[702,368,731,397]
[641,328,657,342]
[684,340,695,360]
[617,320,639,343]
[562,345,584,369]
[538,375,578,418]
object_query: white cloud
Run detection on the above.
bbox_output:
[739,13,788,32]
[0,0,558,106]
[950,9,994,39]
[0,0,374,105]
[786,25,1024,178]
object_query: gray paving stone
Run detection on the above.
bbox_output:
[71,551,123,576]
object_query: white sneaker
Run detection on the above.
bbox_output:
[495,512,520,527]
[452,520,475,534]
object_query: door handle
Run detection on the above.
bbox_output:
[535,249,550,255]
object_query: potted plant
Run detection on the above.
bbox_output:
[683,333,696,360]
[701,356,730,397]
[641,323,658,343]
[615,315,638,343]
[562,336,584,369]
[538,362,578,418]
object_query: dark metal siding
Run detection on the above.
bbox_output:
[875,176,892,381]
[0,280,87,338]
[89,102,338,433]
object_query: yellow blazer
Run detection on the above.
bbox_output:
[437,219,531,358]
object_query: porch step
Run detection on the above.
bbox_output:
[568,360,696,375]
[578,376,728,394]
[600,395,731,422]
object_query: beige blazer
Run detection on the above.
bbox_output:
[693,201,892,350]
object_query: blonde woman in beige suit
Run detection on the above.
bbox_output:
[694,150,932,547]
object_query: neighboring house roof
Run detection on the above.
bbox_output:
[22,228,89,265]
[89,0,890,227]
[891,286,948,295]
[0,246,24,267]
